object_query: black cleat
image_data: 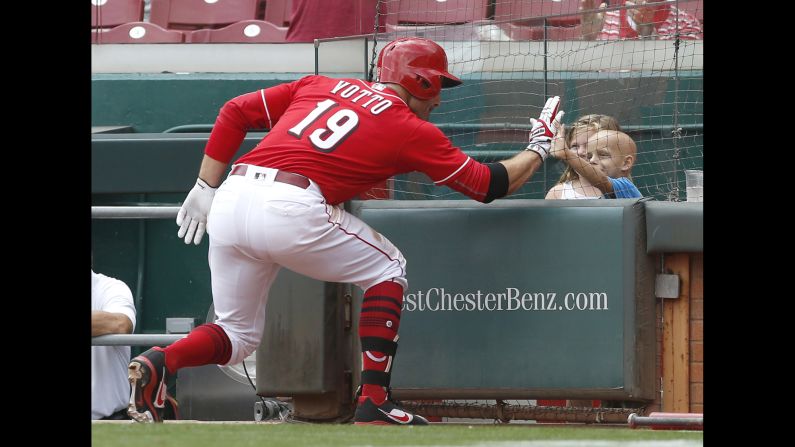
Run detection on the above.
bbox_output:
[127,347,179,423]
[353,396,429,425]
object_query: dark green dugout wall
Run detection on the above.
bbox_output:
[351,199,656,401]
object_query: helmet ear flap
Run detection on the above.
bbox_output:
[416,75,431,90]
[414,70,442,99]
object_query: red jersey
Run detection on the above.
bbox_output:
[204,75,492,205]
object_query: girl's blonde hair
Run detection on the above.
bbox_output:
[557,114,622,184]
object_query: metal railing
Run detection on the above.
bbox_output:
[92,334,186,346]
[92,206,180,219]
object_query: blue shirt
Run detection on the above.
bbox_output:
[605,177,642,198]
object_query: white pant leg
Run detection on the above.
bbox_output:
[207,241,281,366]
[207,176,283,366]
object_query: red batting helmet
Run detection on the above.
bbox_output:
[376,37,462,100]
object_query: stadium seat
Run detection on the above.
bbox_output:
[187,19,287,42]
[91,0,144,29]
[264,0,294,27]
[149,0,259,30]
[385,0,490,27]
[91,21,185,43]
[91,0,185,43]
[493,0,581,27]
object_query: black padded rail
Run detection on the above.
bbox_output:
[645,202,703,253]
[91,132,266,194]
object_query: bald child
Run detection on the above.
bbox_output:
[550,129,642,198]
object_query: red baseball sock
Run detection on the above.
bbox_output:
[359,281,403,405]
[162,323,232,374]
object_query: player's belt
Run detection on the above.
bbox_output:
[230,164,310,189]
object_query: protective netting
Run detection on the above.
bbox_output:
[362,0,702,202]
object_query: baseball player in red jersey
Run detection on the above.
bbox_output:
[127,37,564,425]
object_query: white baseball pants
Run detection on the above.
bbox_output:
[206,164,407,365]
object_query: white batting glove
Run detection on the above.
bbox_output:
[176,178,217,245]
[526,96,565,161]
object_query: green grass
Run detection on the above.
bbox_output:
[92,423,703,447]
